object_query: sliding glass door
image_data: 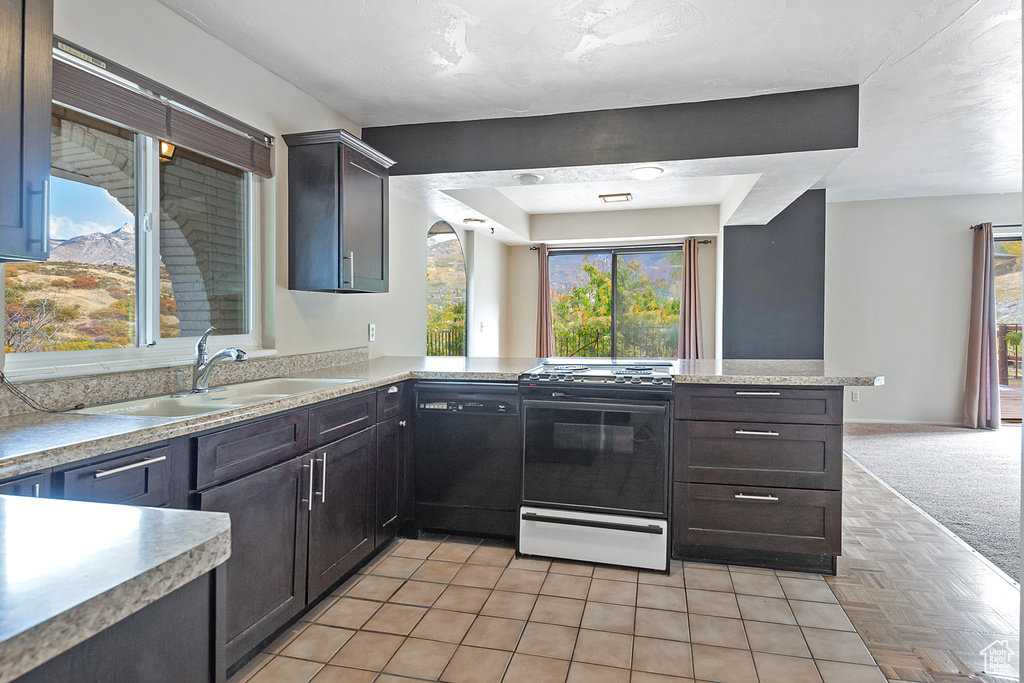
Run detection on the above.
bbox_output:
[549,247,683,358]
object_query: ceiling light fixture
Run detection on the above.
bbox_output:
[464,217,486,224]
[513,173,543,185]
[630,166,663,180]
[599,193,632,203]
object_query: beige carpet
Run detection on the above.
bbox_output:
[843,422,1021,581]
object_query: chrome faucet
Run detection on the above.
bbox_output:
[192,327,247,393]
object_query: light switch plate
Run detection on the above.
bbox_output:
[368,323,376,342]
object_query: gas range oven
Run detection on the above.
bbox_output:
[517,360,673,571]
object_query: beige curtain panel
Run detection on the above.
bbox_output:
[677,237,704,360]
[963,222,1000,429]
[536,244,556,358]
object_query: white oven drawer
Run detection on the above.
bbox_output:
[519,506,668,571]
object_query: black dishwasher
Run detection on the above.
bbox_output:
[414,382,521,537]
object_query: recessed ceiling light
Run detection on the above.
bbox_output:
[514,173,543,185]
[464,217,486,224]
[630,166,663,180]
[599,193,632,203]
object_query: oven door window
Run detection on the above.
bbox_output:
[523,399,668,516]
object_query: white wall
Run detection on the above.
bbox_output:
[531,205,719,243]
[465,230,508,357]
[503,240,718,358]
[825,192,1022,424]
[55,0,431,359]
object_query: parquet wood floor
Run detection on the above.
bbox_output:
[834,458,1019,683]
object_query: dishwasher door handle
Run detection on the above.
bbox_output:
[521,511,664,535]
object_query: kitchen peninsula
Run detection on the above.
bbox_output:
[0,355,881,679]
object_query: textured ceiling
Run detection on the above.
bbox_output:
[495,174,744,214]
[156,0,1021,206]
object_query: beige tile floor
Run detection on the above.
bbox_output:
[228,457,1021,683]
[230,541,885,683]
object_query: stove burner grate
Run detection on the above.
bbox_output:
[549,365,589,373]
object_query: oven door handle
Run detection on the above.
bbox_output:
[522,399,667,414]
[521,512,664,535]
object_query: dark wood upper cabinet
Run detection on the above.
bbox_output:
[283,129,394,293]
[0,0,51,262]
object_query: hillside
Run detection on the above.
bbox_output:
[50,222,135,267]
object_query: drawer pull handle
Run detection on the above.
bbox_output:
[399,420,407,427]
[32,483,40,497]
[303,462,313,511]
[734,429,780,436]
[734,493,779,502]
[521,511,664,535]
[320,454,328,504]
[387,386,399,394]
[94,455,167,479]
[735,391,781,396]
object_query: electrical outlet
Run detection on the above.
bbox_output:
[851,390,860,402]
[368,323,375,342]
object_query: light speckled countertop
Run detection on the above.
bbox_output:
[0,356,882,480]
[0,495,230,683]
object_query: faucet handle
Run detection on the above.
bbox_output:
[196,326,217,362]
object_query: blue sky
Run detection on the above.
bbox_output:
[49,176,134,240]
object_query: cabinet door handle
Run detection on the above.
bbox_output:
[734,429,779,436]
[398,420,407,427]
[302,462,313,511]
[735,391,781,396]
[320,454,328,504]
[32,483,40,498]
[94,455,167,479]
[734,493,779,502]
[342,251,354,287]
[387,386,399,394]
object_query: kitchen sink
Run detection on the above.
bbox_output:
[75,376,364,419]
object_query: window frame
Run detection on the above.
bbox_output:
[548,243,686,359]
[2,109,261,379]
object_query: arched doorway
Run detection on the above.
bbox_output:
[426,221,466,356]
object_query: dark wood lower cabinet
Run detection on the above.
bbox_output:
[307,427,376,598]
[0,470,49,497]
[197,455,310,665]
[14,569,225,683]
[375,415,409,546]
[673,482,842,556]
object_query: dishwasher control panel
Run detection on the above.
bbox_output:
[417,398,517,414]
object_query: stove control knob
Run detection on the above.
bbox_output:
[565,374,574,382]
[652,377,662,384]
[529,374,540,380]
[615,376,627,383]
[631,377,642,384]
[547,374,557,381]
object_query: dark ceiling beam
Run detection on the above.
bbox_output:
[361,85,859,176]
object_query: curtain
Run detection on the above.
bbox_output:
[964,223,1000,429]
[677,237,704,359]
[536,244,556,358]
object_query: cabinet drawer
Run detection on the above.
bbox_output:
[308,392,377,449]
[196,412,309,490]
[63,444,175,507]
[673,421,842,489]
[376,382,408,421]
[674,385,842,424]
[673,483,841,556]
[0,471,49,497]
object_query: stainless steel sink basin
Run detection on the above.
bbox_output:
[75,376,363,419]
